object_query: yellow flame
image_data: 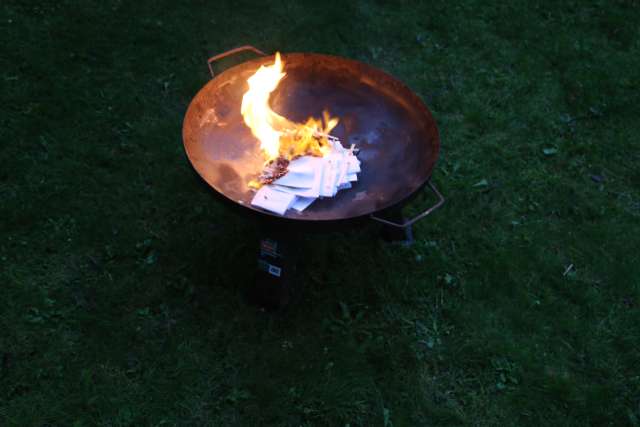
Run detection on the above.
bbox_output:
[240,52,286,159]
[241,52,339,161]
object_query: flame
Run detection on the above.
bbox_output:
[241,52,339,161]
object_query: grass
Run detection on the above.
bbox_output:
[1,0,640,425]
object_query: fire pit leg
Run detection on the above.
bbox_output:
[378,206,414,246]
[248,219,301,310]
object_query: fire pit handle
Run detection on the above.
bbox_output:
[370,180,445,228]
[207,45,267,78]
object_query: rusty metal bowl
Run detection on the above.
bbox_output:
[183,46,443,226]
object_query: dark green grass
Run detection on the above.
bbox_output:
[2,0,640,425]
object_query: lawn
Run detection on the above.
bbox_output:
[1,0,639,425]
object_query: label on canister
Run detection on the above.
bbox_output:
[258,259,282,277]
[260,239,280,259]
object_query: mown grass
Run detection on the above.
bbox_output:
[2,0,639,426]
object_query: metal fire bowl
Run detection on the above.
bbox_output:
[183,47,441,223]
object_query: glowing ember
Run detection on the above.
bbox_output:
[241,52,339,161]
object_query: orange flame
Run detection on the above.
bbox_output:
[241,52,339,161]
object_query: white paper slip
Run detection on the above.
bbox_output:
[347,172,358,182]
[347,157,361,173]
[251,186,296,215]
[291,196,316,212]
[338,182,352,190]
[337,156,350,186]
[271,184,321,198]
[329,139,346,153]
[320,158,340,197]
[287,156,324,173]
[274,171,315,188]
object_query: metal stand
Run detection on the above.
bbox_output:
[370,180,444,246]
[247,218,301,310]
[378,206,414,245]
[245,181,444,308]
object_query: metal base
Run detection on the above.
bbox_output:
[378,206,415,246]
[243,189,442,308]
[247,219,301,310]
[246,211,420,309]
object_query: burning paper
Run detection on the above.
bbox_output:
[252,141,361,215]
[242,52,362,215]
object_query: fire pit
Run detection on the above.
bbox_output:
[183,46,444,307]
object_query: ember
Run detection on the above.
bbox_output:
[254,156,290,186]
